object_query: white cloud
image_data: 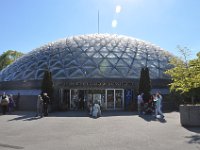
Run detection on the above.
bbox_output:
[116,5,122,13]
[112,20,117,28]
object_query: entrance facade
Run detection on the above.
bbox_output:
[59,89,124,110]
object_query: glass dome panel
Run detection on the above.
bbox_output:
[0,34,175,81]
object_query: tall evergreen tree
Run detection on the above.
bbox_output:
[139,68,145,94]
[138,67,151,102]
[41,70,53,103]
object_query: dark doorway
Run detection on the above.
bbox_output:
[78,90,85,110]
[63,89,70,110]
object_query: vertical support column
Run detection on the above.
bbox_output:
[70,89,72,110]
[105,89,107,110]
[114,89,116,110]
[122,89,124,110]
[60,88,63,104]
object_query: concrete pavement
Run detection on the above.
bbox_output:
[0,111,199,150]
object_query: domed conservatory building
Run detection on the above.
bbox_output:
[0,34,174,110]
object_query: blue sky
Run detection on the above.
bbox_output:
[0,0,200,59]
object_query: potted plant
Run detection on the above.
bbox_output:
[165,46,200,126]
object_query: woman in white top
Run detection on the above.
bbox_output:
[155,93,164,119]
[137,93,144,114]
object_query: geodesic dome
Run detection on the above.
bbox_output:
[0,34,173,81]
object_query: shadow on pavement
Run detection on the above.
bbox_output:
[8,115,42,121]
[7,111,138,119]
[7,111,169,120]
[0,143,24,149]
[185,134,200,144]
[100,111,137,117]
[49,111,137,117]
[184,127,200,144]
[7,111,42,121]
[49,111,88,117]
[139,114,167,123]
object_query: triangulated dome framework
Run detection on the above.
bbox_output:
[0,34,173,81]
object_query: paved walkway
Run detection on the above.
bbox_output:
[0,111,199,150]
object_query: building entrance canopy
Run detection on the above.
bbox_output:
[55,78,135,90]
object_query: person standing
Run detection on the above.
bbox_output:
[0,93,9,115]
[155,93,164,119]
[8,94,15,113]
[42,93,50,117]
[35,95,43,117]
[137,93,144,115]
[92,100,101,118]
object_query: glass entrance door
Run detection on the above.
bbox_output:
[59,88,70,111]
[107,90,114,109]
[115,90,123,109]
[106,89,124,110]
[69,89,124,110]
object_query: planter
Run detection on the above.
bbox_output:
[179,105,200,127]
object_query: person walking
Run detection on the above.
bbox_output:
[42,93,50,117]
[35,95,43,117]
[137,93,144,115]
[155,93,164,119]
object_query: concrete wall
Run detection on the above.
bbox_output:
[180,105,200,126]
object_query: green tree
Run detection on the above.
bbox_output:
[138,67,151,102]
[0,50,23,70]
[189,52,200,90]
[165,47,200,103]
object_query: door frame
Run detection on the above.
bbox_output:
[105,89,124,110]
[68,88,124,110]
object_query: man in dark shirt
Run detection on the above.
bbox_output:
[42,93,50,116]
